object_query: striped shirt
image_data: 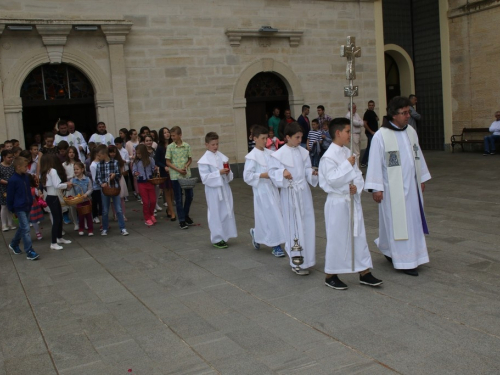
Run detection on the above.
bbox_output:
[307,130,322,149]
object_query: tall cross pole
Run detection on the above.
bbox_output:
[341,36,361,272]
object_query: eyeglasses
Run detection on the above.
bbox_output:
[397,111,410,116]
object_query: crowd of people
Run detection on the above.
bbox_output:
[1,121,195,260]
[3,96,431,292]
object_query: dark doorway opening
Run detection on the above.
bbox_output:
[385,53,401,103]
[245,72,289,141]
[20,64,97,147]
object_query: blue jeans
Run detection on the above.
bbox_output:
[11,210,33,252]
[101,192,125,231]
[172,180,193,222]
[484,135,500,153]
[361,133,374,165]
[310,152,320,168]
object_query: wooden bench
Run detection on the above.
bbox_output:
[450,128,500,153]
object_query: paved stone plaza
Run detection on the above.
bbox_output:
[1,151,500,375]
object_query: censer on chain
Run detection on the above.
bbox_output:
[288,179,304,272]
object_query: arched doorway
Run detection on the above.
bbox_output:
[245,72,289,144]
[385,53,401,102]
[20,63,97,146]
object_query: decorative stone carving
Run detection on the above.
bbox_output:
[36,25,72,64]
[101,24,132,45]
[225,29,303,47]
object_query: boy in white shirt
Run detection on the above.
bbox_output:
[198,132,237,248]
[319,117,382,289]
[244,125,286,257]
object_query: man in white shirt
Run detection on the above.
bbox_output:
[67,120,88,160]
[345,102,363,164]
[89,122,115,146]
[483,111,500,155]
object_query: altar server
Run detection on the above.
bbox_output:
[244,125,286,257]
[319,117,382,289]
[268,122,318,275]
[198,132,237,249]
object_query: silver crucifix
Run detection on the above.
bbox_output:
[340,36,361,80]
[413,144,420,160]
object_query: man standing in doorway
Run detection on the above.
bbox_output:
[89,122,115,146]
[297,105,310,148]
[278,109,295,141]
[345,103,363,164]
[408,94,421,130]
[268,107,280,137]
[67,120,87,161]
[360,100,379,168]
[365,96,431,277]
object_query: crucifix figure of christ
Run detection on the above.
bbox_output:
[340,36,361,80]
[413,144,420,160]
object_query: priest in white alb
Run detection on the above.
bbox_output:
[364,96,431,276]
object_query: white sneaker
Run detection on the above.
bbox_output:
[79,231,84,236]
[2,226,8,232]
[88,232,94,236]
[101,230,108,236]
[50,243,64,250]
[9,226,16,230]
[154,209,157,213]
[57,238,72,244]
[163,203,168,207]
[121,229,129,236]
[74,225,79,231]
[155,204,162,211]
[93,217,100,224]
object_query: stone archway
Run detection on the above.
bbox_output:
[384,44,415,98]
[2,48,114,147]
[232,58,304,162]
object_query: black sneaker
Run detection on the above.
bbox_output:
[325,275,348,290]
[185,216,194,226]
[359,272,383,286]
[179,221,188,230]
[213,241,228,249]
[402,268,419,276]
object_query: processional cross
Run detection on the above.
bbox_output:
[413,144,420,160]
[340,36,361,272]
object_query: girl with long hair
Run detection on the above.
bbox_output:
[133,144,157,226]
[155,127,176,220]
[63,146,81,230]
[40,153,73,250]
[125,129,140,201]
[119,128,129,143]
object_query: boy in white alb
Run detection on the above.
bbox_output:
[268,122,318,276]
[244,125,286,257]
[198,132,237,249]
[319,118,382,289]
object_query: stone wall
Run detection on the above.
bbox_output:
[0,0,379,163]
[448,0,500,133]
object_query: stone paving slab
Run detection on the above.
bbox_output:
[1,151,500,374]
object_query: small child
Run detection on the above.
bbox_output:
[244,125,286,257]
[166,126,194,230]
[115,137,130,201]
[28,174,44,240]
[132,144,157,226]
[39,153,73,250]
[90,145,104,224]
[265,129,284,151]
[307,119,322,168]
[108,145,128,221]
[28,144,39,175]
[56,140,69,164]
[72,162,94,236]
[318,117,382,289]
[0,149,15,231]
[198,132,237,248]
[7,157,39,260]
[95,146,128,236]
[268,122,318,276]
[63,146,80,229]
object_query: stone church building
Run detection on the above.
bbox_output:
[0,0,497,165]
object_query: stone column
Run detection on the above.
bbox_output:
[4,97,24,147]
[101,25,132,134]
[0,24,7,143]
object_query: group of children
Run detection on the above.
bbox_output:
[2,124,197,261]
[201,119,382,290]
